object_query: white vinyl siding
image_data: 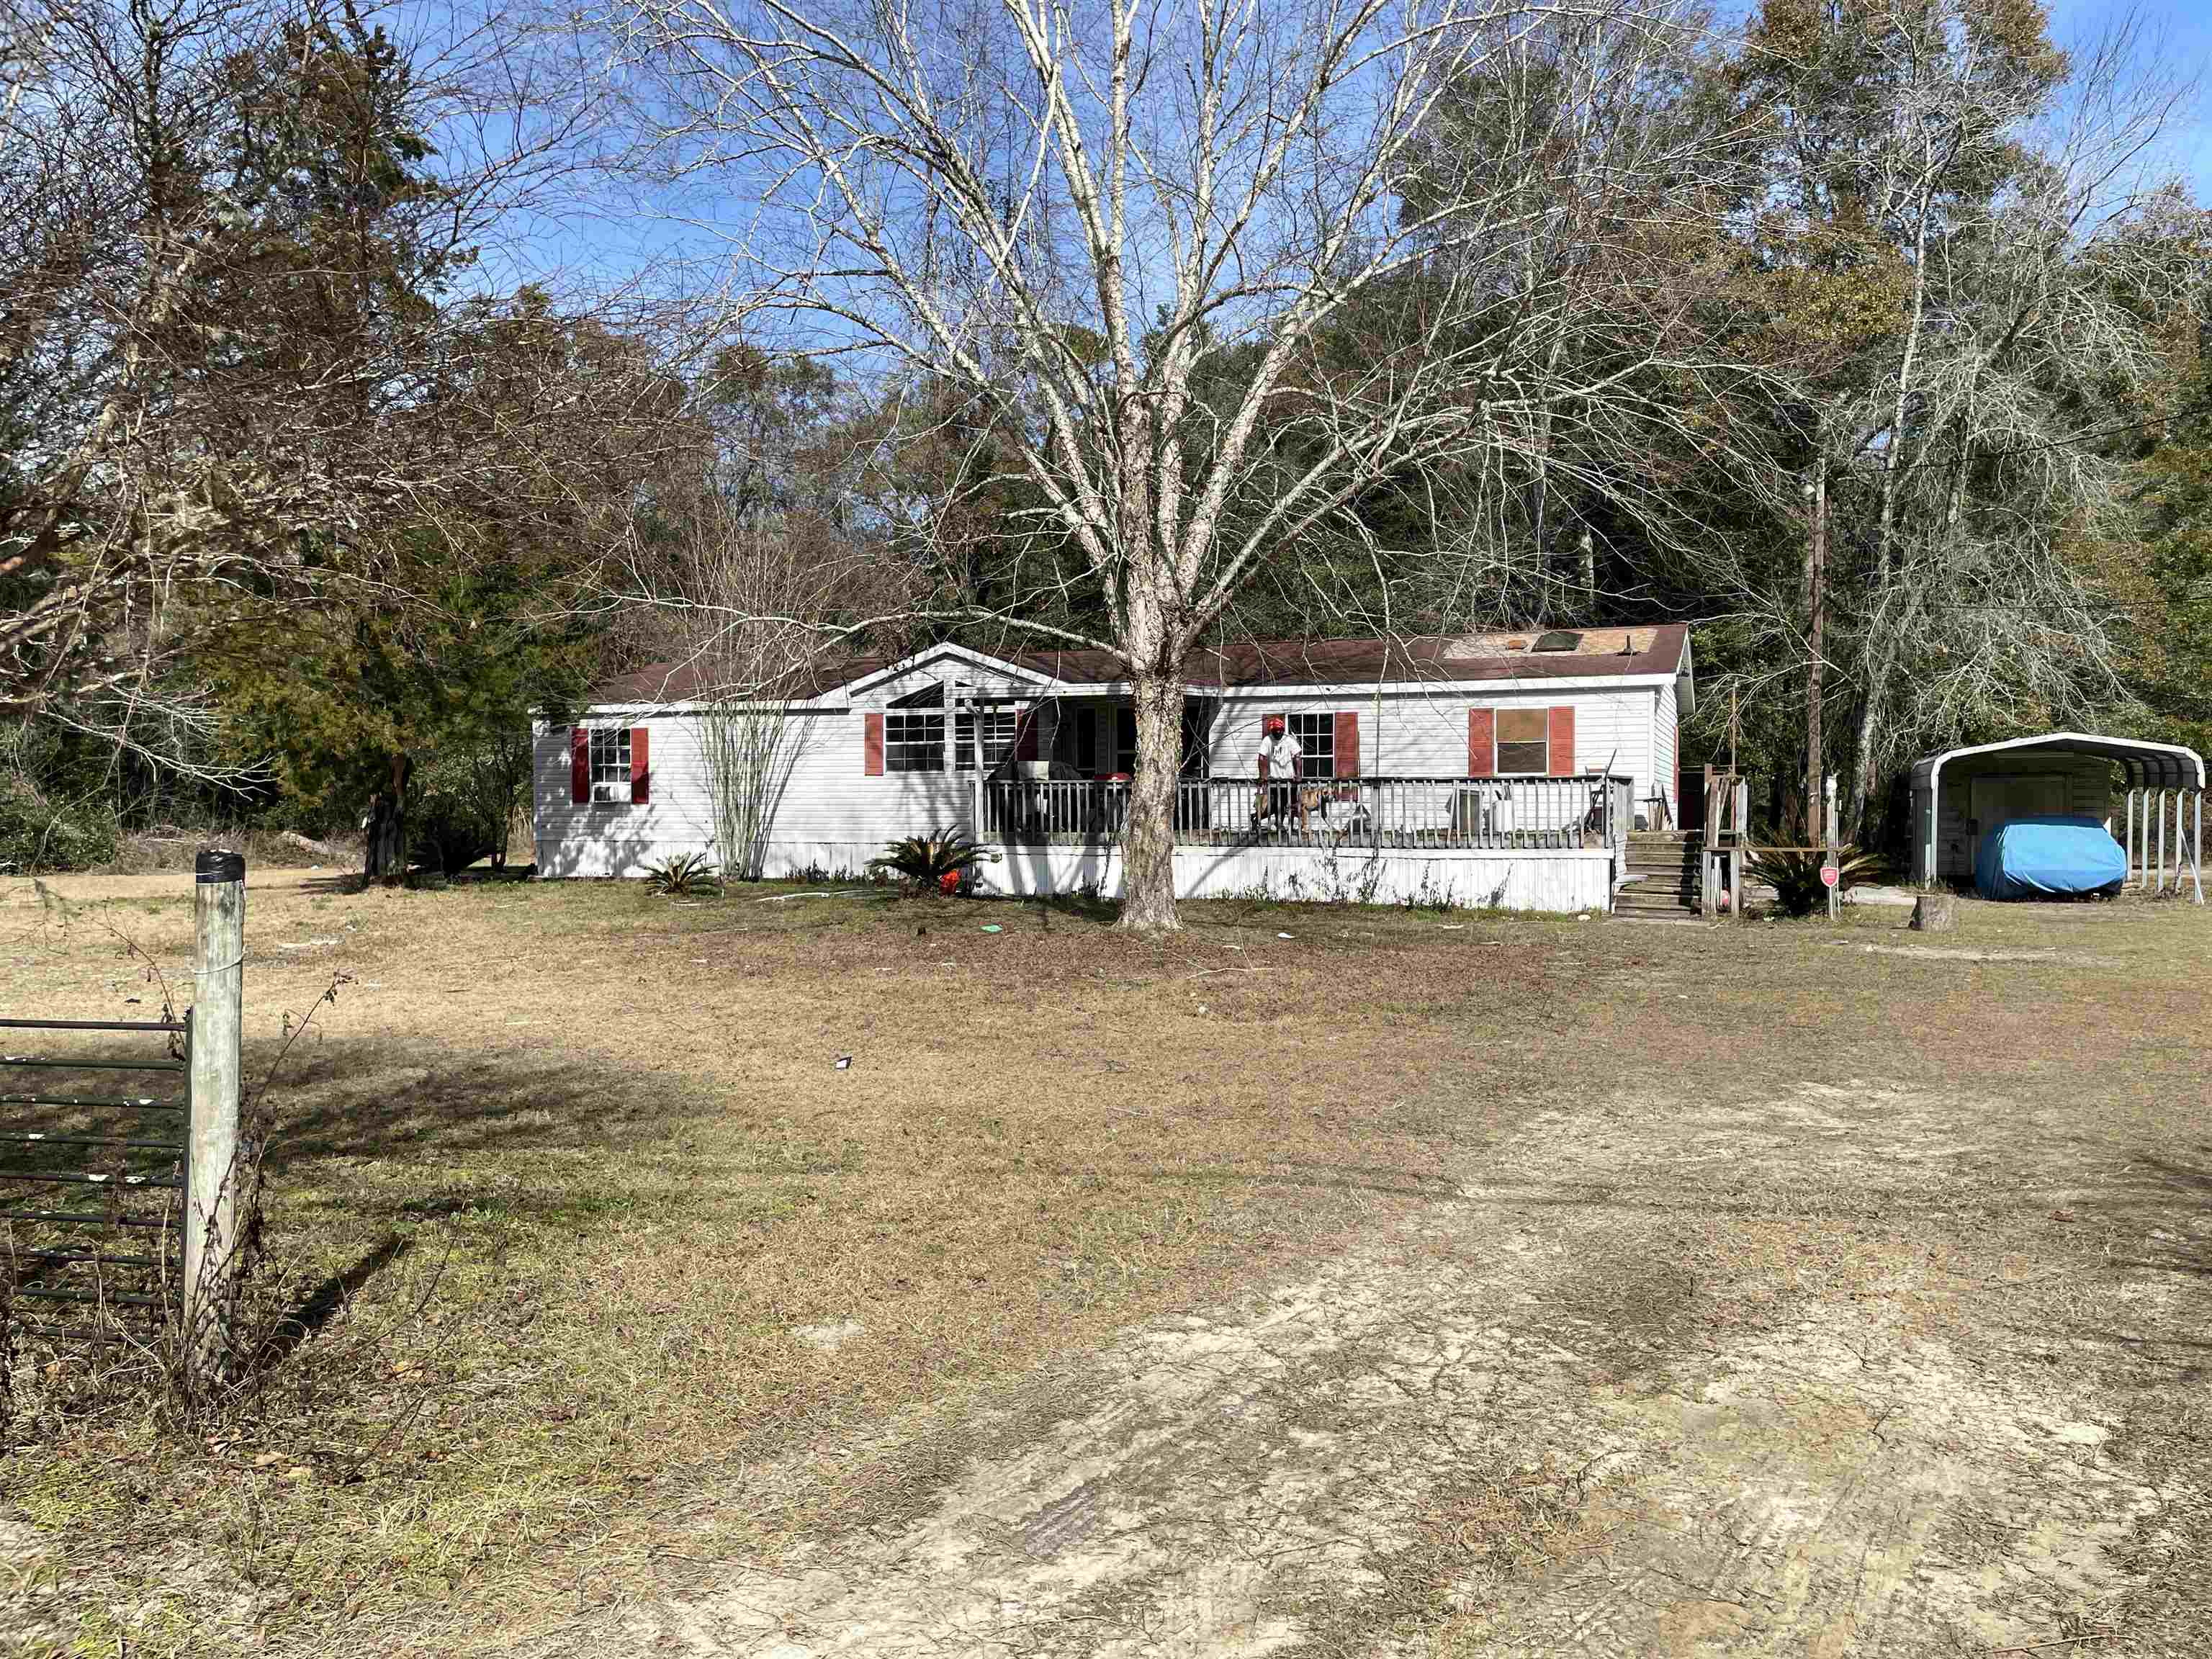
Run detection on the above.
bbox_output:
[536,662,1679,879]
[534,710,976,878]
[1204,688,1658,807]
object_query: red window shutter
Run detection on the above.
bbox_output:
[863,712,885,776]
[571,727,589,804]
[1467,708,1495,778]
[630,726,650,804]
[1334,710,1359,778]
[1015,706,1040,762]
[1547,705,1576,776]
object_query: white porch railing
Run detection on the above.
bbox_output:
[981,774,1634,853]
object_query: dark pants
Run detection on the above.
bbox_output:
[1255,781,1299,825]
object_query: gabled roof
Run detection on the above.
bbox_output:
[837,642,1060,698]
[583,624,1692,707]
[585,652,896,706]
[1004,624,1691,692]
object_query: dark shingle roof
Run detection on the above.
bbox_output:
[586,625,1689,706]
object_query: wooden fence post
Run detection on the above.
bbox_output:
[185,849,245,1389]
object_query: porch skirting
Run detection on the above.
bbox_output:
[976,843,1614,913]
[537,834,1614,914]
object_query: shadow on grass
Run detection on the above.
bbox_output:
[1010,892,1120,929]
[775,885,1123,931]
[259,1233,411,1365]
[247,1026,1478,1239]
[2087,1150,2212,1280]
[258,1041,727,1177]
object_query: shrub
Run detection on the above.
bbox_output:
[644,852,722,897]
[0,770,121,873]
[409,784,504,876]
[870,830,995,893]
[1745,843,1883,917]
[408,739,525,874]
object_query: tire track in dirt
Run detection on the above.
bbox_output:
[572,1082,2188,1658]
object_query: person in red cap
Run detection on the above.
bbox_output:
[1253,714,1304,834]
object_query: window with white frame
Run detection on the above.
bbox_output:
[955,709,1020,771]
[1496,707,1550,775]
[588,726,632,803]
[886,685,945,773]
[1287,713,1334,779]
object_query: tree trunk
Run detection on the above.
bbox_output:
[1805,451,1827,845]
[361,752,412,886]
[1910,893,1955,932]
[1843,678,1881,846]
[1119,671,1185,932]
[1845,583,1927,842]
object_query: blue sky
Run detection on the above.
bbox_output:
[421,0,2212,305]
[2046,0,2212,199]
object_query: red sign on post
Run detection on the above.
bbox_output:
[1819,864,1840,889]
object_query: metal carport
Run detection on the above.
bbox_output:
[1910,732,2203,902]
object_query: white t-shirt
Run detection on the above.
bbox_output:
[1260,731,1303,782]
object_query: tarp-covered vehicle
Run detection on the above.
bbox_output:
[1974,814,2126,900]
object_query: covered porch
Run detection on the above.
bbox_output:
[942,677,1643,913]
[964,768,1633,914]
[979,771,1635,855]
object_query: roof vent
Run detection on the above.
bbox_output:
[1530,631,1581,653]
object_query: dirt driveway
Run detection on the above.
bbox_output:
[4,878,2208,1657]
[552,1074,2207,1659]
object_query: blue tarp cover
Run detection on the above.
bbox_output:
[1975,814,2126,899]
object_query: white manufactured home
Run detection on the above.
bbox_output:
[532,626,1696,913]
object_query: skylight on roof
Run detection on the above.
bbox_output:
[1529,631,1581,653]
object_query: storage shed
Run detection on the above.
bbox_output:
[1909,732,2204,902]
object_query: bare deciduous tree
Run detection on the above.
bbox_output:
[1730,0,2208,839]
[598,0,1749,928]
[652,500,864,880]
[0,0,655,791]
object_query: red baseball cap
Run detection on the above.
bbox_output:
[1264,715,1285,732]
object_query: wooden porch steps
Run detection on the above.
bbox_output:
[1614,830,1701,916]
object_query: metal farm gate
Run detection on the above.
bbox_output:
[0,1016,189,1343]
[3,852,248,1370]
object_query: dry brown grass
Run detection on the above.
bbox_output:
[2,873,2208,1656]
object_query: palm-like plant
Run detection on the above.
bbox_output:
[871,830,994,894]
[644,852,723,897]
[1745,843,1882,917]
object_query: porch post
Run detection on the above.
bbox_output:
[1699,768,1714,919]
[2124,787,2135,887]
[956,682,981,840]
